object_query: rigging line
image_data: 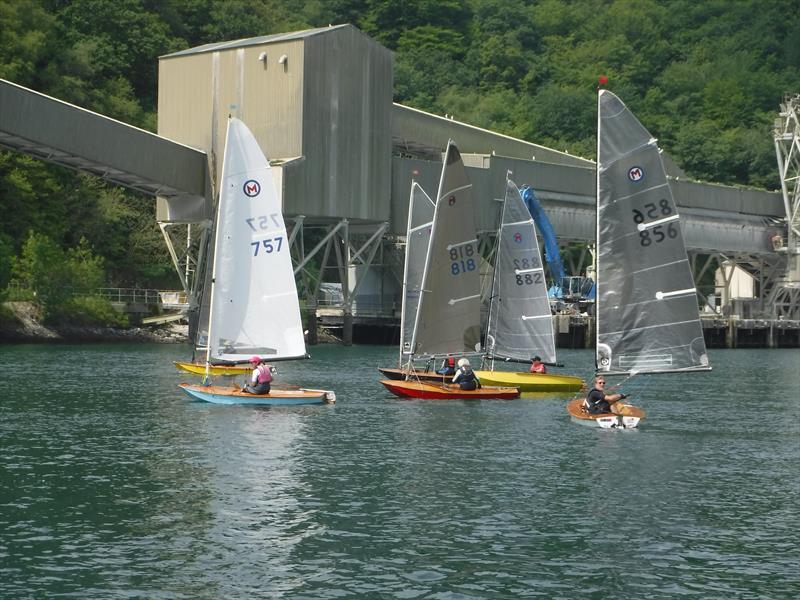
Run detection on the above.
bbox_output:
[446,238,478,250]
[637,214,680,230]
[448,294,480,305]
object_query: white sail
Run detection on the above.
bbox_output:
[596,90,709,374]
[207,118,306,363]
[485,178,556,364]
[411,141,482,357]
[399,182,435,364]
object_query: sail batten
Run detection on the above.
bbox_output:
[595,90,709,375]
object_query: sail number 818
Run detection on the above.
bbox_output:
[450,244,476,275]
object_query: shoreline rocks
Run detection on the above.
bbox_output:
[0,301,188,344]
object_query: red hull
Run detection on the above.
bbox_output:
[377,367,450,383]
[379,379,519,400]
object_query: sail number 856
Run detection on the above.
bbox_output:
[450,245,476,275]
[633,200,676,247]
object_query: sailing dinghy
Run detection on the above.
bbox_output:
[378,141,518,400]
[475,176,584,393]
[179,118,335,406]
[570,89,710,428]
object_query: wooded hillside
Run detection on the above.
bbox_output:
[1,0,798,292]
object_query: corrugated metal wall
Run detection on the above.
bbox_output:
[158,25,392,223]
[290,26,393,221]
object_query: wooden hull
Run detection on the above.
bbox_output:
[174,361,250,376]
[378,367,584,393]
[474,370,584,393]
[566,398,645,429]
[379,379,519,400]
[179,383,335,405]
[377,367,450,383]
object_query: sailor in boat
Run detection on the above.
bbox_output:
[584,376,627,414]
[242,355,273,395]
[452,358,481,391]
[436,355,456,376]
[529,356,546,374]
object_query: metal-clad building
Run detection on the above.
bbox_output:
[157,24,393,223]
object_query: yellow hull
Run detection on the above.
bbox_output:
[473,370,584,392]
[173,361,250,376]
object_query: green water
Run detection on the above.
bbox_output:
[1,343,798,599]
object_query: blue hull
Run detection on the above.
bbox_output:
[179,384,332,406]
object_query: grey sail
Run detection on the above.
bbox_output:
[399,182,435,364]
[596,90,710,374]
[486,178,556,364]
[411,141,482,358]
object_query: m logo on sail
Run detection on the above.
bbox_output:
[243,179,261,197]
[627,166,644,182]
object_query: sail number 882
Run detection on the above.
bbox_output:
[450,245,476,275]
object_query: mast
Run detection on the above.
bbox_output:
[595,90,602,372]
[408,141,451,361]
[203,118,231,379]
[484,171,512,371]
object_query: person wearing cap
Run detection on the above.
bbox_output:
[529,356,546,374]
[452,357,480,391]
[242,355,273,394]
[584,375,627,414]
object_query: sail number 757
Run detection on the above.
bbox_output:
[251,237,283,256]
[246,214,282,231]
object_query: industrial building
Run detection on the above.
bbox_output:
[1,24,798,347]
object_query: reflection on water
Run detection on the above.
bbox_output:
[0,344,798,598]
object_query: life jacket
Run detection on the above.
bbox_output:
[255,364,273,384]
[457,366,476,384]
[447,356,455,367]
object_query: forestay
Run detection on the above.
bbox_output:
[207,118,306,363]
[485,178,556,364]
[596,90,709,375]
[411,141,482,358]
[399,182,435,363]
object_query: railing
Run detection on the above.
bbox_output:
[5,283,188,307]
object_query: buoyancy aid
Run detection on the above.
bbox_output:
[456,366,476,384]
[255,364,273,384]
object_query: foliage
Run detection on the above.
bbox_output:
[52,295,130,327]
[0,0,798,298]
[11,232,122,325]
